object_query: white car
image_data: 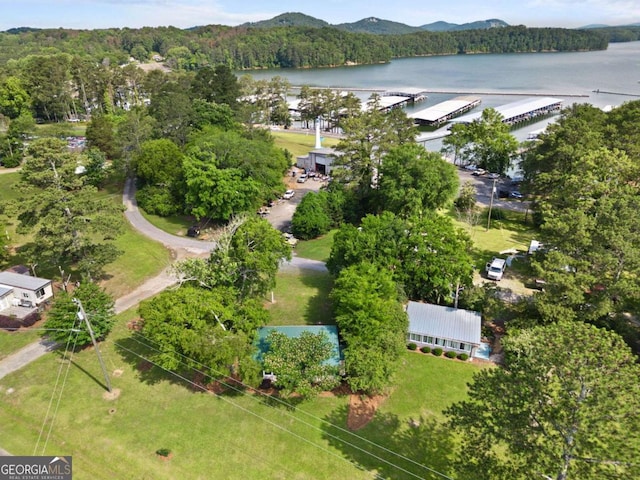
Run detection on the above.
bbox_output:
[283,189,295,200]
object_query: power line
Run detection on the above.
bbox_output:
[126,332,454,480]
[113,340,383,480]
[33,326,79,455]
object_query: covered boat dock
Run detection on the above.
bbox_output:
[410,95,481,127]
[450,97,563,126]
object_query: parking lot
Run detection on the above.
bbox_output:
[457,168,529,212]
[265,167,326,232]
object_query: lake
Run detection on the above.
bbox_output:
[241,41,640,145]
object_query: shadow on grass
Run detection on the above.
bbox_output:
[113,334,247,398]
[70,358,111,392]
[322,404,457,480]
[299,271,334,326]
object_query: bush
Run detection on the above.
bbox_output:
[458,353,470,361]
[136,185,180,216]
[432,347,443,356]
[291,192,331,240]
[445,350,457,359]
[155,448,171,457]
[420,346,431,354]
[407,342,417,351]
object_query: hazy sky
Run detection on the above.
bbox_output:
[1,0,638,31]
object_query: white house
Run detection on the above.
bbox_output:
[0,271,54,309]
[406,301,481,356]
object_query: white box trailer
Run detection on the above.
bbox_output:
[486,258,506,281]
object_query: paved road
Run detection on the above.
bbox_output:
[0,177,326,384]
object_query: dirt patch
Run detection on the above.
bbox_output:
[137,360,152,372]
[103,388,121,401]
[347,394,387,431]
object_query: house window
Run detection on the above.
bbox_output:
[23,293,30,298]
[423,336,433,344]
[434,338,442,345]
[410,333,421,342]
[448,340,459,349]
[459,343,466,351]
[36,288,45,298]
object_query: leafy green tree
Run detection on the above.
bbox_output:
[17,138,124,279]
[183,154,261,221]
[291,191,332,240]
[175,216,291,299]
[328,211,474,303]
[333,100,417,215]
[331,263,407,394]
[446,321,640,480]
[0,112,35,167]
[443,108,518,173]
[191,65,240,109]
[133,138,185,215]
[377,143,458,216]
[44,282,115,348]
[521,101,640,333]
[85,113,118,159]
[0,76,31,119]
[139,285,266,384]
[454,181,478,219]
[262,330,340,399]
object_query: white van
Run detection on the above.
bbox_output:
[486,258,506,281]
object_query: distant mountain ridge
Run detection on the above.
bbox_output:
[242,12,510,34]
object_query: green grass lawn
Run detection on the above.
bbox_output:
[0,328,41,360]
[294,230,336,262]
[450,206,539,269]
[139,210,198,237]
[0,305,481,480]
[266,270,334,326]
[272,131,339,159]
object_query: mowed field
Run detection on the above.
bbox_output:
[0,297,483,479]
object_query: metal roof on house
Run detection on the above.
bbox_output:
[256,325,342,366]
[451,97,563,125]
[0,286,12,298]
[0,272,51,291]
[406,301,481,345]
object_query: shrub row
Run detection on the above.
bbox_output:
[407,343,470,361]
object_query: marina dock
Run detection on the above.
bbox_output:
[410,95,481,127]
[450,97,563,127]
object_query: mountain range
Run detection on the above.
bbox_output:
[241,12,510,35]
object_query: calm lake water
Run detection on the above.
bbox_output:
[242,41,640,145]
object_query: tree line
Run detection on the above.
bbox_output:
[0,24,608,70]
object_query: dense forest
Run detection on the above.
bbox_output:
[0,24,609,70]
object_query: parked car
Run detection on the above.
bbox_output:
[486,172,501,179]
[283,189,295,200]
[296,174,308,183]
[283,232,298,247]
[509,190,524,199]
[471,168,486,176]
[463,164,478,171]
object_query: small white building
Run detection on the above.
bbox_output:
[406,301,481,356]
[296,147,340,175]
[0,271,54,309]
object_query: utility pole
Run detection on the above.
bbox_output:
[74,298,112,392]
[486,177,498,231]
